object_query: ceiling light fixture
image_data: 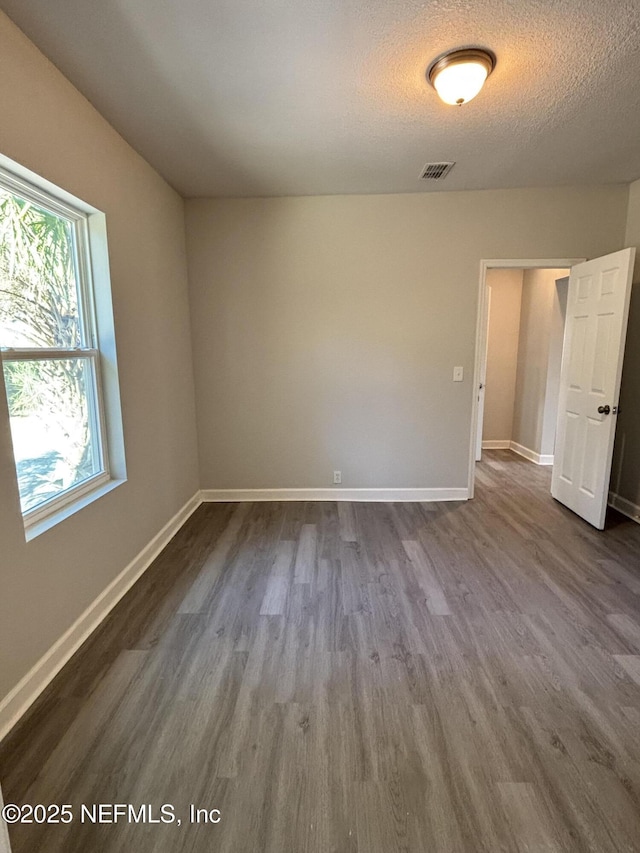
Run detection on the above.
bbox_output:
[427,48,495,106]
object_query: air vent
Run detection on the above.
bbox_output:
[420,161,455,180]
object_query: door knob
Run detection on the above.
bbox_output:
[598,405,611,415]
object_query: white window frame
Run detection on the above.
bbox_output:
[0,156,126,539]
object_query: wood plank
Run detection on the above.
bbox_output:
[260,541,295,615]
[294,523,317,583]
[613,655,640,686]
[402,539,451,615]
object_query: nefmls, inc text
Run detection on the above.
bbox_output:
[79,804,221,824]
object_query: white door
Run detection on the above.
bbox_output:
[551,248,635,529]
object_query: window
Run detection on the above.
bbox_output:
[0,160,124,535]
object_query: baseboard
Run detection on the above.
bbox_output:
[0,787,11,853]
[0,492,202,744]
[509,441,554,466]
[608,492,640,524]
[201,487,469,503]
[482,440,554,465]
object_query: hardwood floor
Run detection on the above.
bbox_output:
[2,451,640,852]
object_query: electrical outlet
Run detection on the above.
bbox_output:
[333,470,342,485]
[453,366,464,382]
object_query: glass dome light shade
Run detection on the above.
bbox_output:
[428,49,495,106]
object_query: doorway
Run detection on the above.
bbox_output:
[480,265,570,464]
[468,259,585,499]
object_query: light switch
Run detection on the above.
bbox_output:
[453,366,464,382]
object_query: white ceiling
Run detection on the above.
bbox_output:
[2,0,640,198]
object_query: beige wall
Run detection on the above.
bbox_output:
[611,178,640,508]
[512,269,569,456]
[483,269,523,443]
[186,190,627,492]
[0,15,199,705]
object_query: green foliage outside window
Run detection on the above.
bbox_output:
[0,189,96,512]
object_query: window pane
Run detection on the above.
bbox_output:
[3,357,103,513]
[0,189,82,349]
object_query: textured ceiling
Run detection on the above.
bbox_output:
[2,0,640,197]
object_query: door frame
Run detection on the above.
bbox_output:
[468,258,586,499]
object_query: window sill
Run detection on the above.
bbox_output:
[25,477,126,542]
